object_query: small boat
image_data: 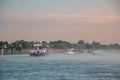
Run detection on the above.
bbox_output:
[64,48,75,54]
[92,50,105,55]
[30,41,47,56]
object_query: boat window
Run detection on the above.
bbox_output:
[39,46,42,49]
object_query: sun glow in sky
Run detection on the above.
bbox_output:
[0,0,120,44]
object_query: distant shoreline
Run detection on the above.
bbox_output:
[102,49,120,53]
[0,49,120,55]
[48,49,120,54]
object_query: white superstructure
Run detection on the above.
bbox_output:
[30,41,47,56]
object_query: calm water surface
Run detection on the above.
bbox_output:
[0,53,120,80]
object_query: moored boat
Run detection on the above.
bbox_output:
[92,50,105,55]
[64,48,75,54]
[30,41,47,56]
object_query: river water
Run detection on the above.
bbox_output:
[0,53,120,80]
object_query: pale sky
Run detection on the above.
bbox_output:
[0,0,120,44]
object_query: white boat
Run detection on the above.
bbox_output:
[64,48,75,54]
[92,50,105,55]
[30,41,47,56]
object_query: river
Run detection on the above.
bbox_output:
[0,53,120,80]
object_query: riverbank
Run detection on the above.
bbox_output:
[0,48,65,55]
[48,49,120,54]
[0,49,30,55]
[0,48,120,55]
[103,49,120,53]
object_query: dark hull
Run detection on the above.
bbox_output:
[30,52,45,56]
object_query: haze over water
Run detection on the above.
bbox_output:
[0,52,120,80]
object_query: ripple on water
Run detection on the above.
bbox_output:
[0,53,120,80]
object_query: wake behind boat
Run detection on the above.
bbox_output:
[30,41,47,56]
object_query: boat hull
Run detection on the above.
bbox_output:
[30,52,45,56]
[92,50,105,55]
[30,50,46,56]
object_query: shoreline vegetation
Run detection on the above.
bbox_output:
[0,49,120,55]
[0,40,120,54]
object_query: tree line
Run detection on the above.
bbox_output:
[0,40,120,50]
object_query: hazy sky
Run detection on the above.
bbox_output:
[0,0,120,44]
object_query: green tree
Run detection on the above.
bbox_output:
[42,41,48,48]
[78,40,84,45]
[85,43,92,49]
[49,40,71,49]
[77,40,85,49]
[92,41,101,49]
